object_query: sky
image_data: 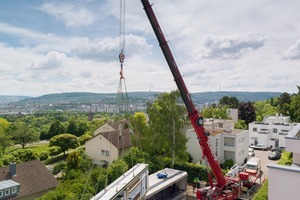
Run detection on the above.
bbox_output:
[0,0,300,97]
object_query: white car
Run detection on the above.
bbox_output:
[248,148,255,157]
[250,144,268,151]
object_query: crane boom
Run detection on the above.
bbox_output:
[141,0,228,191]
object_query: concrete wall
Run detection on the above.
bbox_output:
[268,164,300,200]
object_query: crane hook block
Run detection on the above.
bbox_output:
[196,117,204,126]
[119,52,125,63]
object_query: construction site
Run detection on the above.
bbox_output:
[88,0,267,200]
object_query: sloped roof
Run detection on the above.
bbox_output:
[0,160,59,199]
[88,120,131,149]
[94,123,115,135]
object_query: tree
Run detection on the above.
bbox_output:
[219,96,239,108]
[13,122,39,148]
[276,92,291,116]
[0,127,13,154]
[130,112,150,148]
[48,120,65,139]
[289,93,300,122]
[254,101,276,121]
[202,105,229,119]
[238,101,256,127]
[147,90,189,165]
[49,134,79,156]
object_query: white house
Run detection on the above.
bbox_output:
[267,124,300,200]
[85,120,131,166]
[186,119,249,166]
[248,114,298,148]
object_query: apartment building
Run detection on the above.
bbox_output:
[267,124,300,200]
[248,114,297,148]
[186,119,249,166]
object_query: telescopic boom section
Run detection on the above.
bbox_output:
[141,0,227,188]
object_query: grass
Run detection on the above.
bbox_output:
[5,142,49,155]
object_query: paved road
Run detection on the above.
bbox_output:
[253,149,279,181]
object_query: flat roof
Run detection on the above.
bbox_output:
[145,168,187,199]
[91,163,148,200]
[0,180,20,190]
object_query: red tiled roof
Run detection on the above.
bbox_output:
[0,160,59,199]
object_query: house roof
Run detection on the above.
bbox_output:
[88,120,131,149]
[0,160,59,199]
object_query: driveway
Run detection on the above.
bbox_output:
[252,149,279,181]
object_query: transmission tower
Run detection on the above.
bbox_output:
[116,0,130,113]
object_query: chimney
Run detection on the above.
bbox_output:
[9,162,17,177]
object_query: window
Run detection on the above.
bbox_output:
[253,127,257,132]
[101,149,109,157]
[273,128,277,133]
[219,123,223,128]
[5,189,10,196]
[0,191,3,197]
[224,137,235,147]
[11,187,17,194]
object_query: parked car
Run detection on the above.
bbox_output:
[250,144,268,151]
[248,148,255,157]
[268,151,281,160]
[271,146,285,153]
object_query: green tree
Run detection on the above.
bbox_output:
[219,96,239,108]
[202,105,229,119]
[254,101,276,121]
[108,159,128,183]
[13,122,39,148]
[238,101,256,127]
[0,127,13,154]
[289,93,300,122]
[147,90,189,165]
[67,118,78,136]
[47,120,65,139]
[276,92,291,116]
[49,134,79,156]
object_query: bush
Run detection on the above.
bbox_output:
[39,151,49,161]
[12,149,39,162]
[253,180,268,200]
[224,159,234,169]
[53,161,66,175]
[48,146,62,157]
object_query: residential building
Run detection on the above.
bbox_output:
[267,124,300,200]
[186,119,249,166]
[248,114,298,148]
[85,120,131,166]
[0,160,58,200]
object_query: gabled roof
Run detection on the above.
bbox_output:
[87,120,131,149]
[94,123,115,135]
[0,160,59,199]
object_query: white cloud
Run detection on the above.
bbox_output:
[39,3,94,27]
[30,51,66,69]
[284,39,300,60]
[199,34,266,59]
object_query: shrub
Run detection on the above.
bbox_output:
[39,151,49,161]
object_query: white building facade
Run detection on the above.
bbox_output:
[186,119,249,166]
[267,124,300,200]
[248,114,297,148]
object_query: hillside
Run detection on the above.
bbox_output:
[7,91,281,105]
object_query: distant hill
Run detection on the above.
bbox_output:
[0,95,31,103]
[191,91,282,105]
[7,91,281,105]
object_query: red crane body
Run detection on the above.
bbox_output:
[141,0,240,199]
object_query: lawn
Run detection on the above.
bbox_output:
[5,142,49,155]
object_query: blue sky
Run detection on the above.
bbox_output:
[0,0,300,96]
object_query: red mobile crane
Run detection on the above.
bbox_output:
[141,1,240,199]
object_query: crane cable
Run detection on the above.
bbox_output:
[119,0,125,79]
